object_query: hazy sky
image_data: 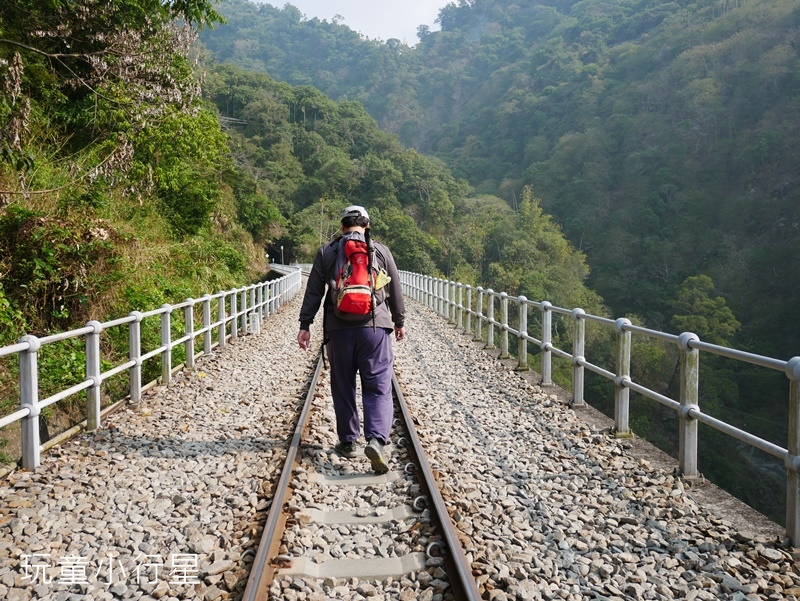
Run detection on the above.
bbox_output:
[257,0,447,45]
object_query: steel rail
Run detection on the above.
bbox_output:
[242,355,482,600]
[392,372,482,601]
[241,350,325,601]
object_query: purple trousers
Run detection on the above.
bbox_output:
[326,327,394,445]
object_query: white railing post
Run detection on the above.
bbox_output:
[572,308,585,406]
[19,335,41,470]
[786,357,800,546]
[184,299,195,370]
[441,279,447,317]
[541,302,553,385]
[441,280,450,321]
[161,304,173,385]
[678,332,700,477]
[255,285,263,333]
[129,311,143,403]
[271,280,277,314]
[465,287,473,336]
[240,288,248,334]
[250,286,257,334]
[457,283,463,329]
[231,291,238,340]
[485,289,495,349]
[517,296,528,371]
[474,287,484,342]
[86,320,102,431]
[499,292,509,359]
[425,276,436,309]
[218,293,227,348]
[615,318,632,437]
[448,281,456,324]
[426,277,432,309]
[202,296,212,355]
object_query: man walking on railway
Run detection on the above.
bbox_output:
[297,205,406,474]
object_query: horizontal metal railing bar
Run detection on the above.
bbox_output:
[688,407,787,460]
[520,332,543,346]
[141,346,168,363]
[580,359,615,381]
[141,307,168,319]
[171,300,193,311]
[101,360,137,381]
[173,334,192,346]
[625,380,681,411]
[689,339,787,371]
[583,314,615,327]
[506,326,519,336]
[549,346,572,361]
[39,326,94,345]
[39,379,94,409]
[549,305,574,316]
[103,315,137,329]
[625,323,680,344]
[0,341,30,358]
[0,407,30,429]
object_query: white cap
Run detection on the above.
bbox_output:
[341,205,369,222]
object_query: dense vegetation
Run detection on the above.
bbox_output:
[202,0,799,357]
[0,2,599,465]
[203,63,601,313]
[200,0,799,522]
[0,1,267,457]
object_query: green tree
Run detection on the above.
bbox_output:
[0,0,222,193]
[131,108,230,236]
[671,275,740,346]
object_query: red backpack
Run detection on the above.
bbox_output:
[334,239,374,318]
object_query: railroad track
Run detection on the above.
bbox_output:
[240,351,481,600]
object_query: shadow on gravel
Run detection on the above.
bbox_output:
[84,429,289,460]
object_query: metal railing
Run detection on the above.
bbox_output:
[0,266,303,470]
[400,271,800,545]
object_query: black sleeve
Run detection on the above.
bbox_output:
[298,246,328,330]
[380,245,406,329]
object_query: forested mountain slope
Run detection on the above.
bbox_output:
[201,0,800,362]
[199,0,799,522]
[202,62,602,317]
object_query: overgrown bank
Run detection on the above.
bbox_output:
[0,0,268,460]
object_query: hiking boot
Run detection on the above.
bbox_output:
[364,439,389,474]
[334,441,358,458]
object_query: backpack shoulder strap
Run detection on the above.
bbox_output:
[321,236,342,280]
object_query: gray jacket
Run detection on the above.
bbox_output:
[298,232,405,332]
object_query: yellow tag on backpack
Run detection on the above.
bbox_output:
[374,268,391,291]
